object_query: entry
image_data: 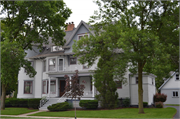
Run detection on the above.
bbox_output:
[59,80,66,97]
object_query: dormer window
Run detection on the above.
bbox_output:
[52,46,63,52]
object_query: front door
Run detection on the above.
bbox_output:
[59,80,66,97]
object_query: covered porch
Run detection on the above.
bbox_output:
[42,72,96,98]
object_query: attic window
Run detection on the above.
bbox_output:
[77,33,89,40]
[52,46,63,52]
[176,74,179,80]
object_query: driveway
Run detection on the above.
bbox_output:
[164,105,180,119]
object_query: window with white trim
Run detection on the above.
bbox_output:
[43,60,46,72]
[176,74,179,80]
[24,81,33,94]
[70,57,76,65]
[115,81,122,89]
[58,58,64,71]
[48,58,56,71]
[152,78,154,85]
[50,80,56,94]
[173,91,178,97]
[78,34,89,40]
[42,81,46,94]
[51,46,63,52]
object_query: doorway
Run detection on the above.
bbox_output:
[59,80,66,97]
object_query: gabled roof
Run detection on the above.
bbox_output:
[158,71,176,90]
[65,20,94,46]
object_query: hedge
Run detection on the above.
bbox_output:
[79,100,98,109]
[48,102,70,111]
[5,98,41,109]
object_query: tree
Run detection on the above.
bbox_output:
[0,1,72,110]
[0,1,72,50]
[1,41,36,110]
[75,0,178,113]
[64,70,85,119]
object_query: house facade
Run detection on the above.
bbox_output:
[159,72,180,104]
[17,21,156,109]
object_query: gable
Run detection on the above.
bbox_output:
[160,72,180,90]
[64,24,90,53]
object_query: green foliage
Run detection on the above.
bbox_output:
[1,1,72,49]
[154,93,167,102]
[143,102,148,108]
[87,0,178,113]
[47,102,70,111]
[5,98,39,108]
[155,102,163,108]
[28,98,41,109]
[122,98,130,107]
[79,100,98,109]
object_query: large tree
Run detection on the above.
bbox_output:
[74,0,178,113]
[0,1,72,110]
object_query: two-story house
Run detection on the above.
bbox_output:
[17,20,157,110]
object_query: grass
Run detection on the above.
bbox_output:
[29,107,176,118]
[1,107,38,115]
[165,104,180,106]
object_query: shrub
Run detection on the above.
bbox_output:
[155,102,163,108]
[143,102,148,107]
[48,102,70,111]
[122,98,130,107]
[10,98,19,107]
[154,93,167,102]
[19,99,29,107]
[28,98,41,109]
[5,99,11,107]
[79,100,98,109]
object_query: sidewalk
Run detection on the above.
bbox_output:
[0,110,109,119]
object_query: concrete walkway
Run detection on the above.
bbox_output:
[164,105,180,119]
[0,110,109,119]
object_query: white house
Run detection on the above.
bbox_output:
[159,72,180,104]
[17,21,156,110]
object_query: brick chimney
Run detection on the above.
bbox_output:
[65,22,74,31]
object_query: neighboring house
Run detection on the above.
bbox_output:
[159,72,180,104]
[17,20,156,110]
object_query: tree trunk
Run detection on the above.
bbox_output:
[1,83,6,110]
[138,62,144,114]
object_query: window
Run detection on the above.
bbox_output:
[116,81,122,89]
[176,74,179,80]
[42,81,46,94]
[24,81,33,94]
[50,80,56,94]
[48,58,56,71]
[136,77,138,84]
[58,59,64,71]
[43,60,46,72]
[52,46,63,52]
[70,57,76,65]
[78,34,89,40]
[83,65,89,69]
[152,78,154,85]
[25,61,34,73]
[173,91,178,97]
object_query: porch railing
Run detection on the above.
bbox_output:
[39,96,49,108]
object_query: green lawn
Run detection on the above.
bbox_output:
[29,107,176,118]
[1,108,38,115]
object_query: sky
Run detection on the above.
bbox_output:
[64,0,99,27]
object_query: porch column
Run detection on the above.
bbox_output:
[69,76,72,87]
[48,77,51,97]
[92,77,95,98]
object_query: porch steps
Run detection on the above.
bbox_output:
[39,98,65,111]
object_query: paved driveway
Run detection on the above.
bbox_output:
[164,105,180,119]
